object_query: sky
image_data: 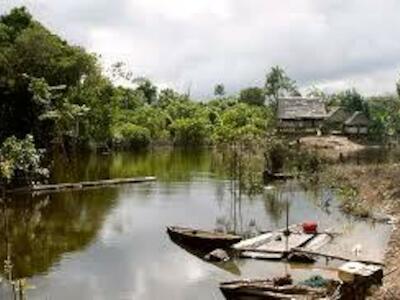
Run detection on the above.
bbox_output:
[1,0,400,98]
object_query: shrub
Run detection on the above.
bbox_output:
[170,118,210,146]
[112,123,151,149]
[0,135,47,186]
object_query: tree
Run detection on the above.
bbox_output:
[368,96,400,138]
[112,123,151,149]
[397,76,400,98]
[0,7,98,146]
[239,87,265,106]
[28,77,89,147]
[265,66,298,105]
[306,86,327,100]
[158,88,185,109]
[171,118,210,146]
[214,84,225,97]
[0,135,47,186]
[134,78,157,105]
[334,89,369,115]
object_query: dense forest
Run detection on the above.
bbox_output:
[1,7,400,185]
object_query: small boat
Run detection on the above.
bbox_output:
[220,279,335,300]
[263,170,295,182]
[166,226,242,252]
[168,234,242,275]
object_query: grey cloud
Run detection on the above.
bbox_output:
[1,0,400,97]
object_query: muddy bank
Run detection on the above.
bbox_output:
[299,136,366,153]
[320,164,400,299]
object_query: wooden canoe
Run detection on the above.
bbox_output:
[167,226,242,251]
[263,170,295,182]
[220,279,334,300]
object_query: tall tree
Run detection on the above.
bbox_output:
[0,7,98,146]
[214,84,225,97]
[134,78,157,105]
[264,66,298,105]
[334,89,369,115]
[397,76,400,98]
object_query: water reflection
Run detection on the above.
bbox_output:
[50,148,216,184]
[0,189,117,281]
[0,149,393,300]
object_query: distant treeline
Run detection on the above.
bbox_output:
[1,7,400,185]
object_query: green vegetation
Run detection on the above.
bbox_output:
[0,135,47,187]
[2,6,400,186]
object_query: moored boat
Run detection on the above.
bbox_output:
[220,279,336,300]
[166,226,242,252]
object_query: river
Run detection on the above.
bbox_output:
[0,148,391,299]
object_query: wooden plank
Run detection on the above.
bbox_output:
[256,233,315,253]
[232,232,273,250]
[7,176,157,194]
[291,248,384,266]
[302,233,333,251]
[232,224,301,251]
[240,251,284,260]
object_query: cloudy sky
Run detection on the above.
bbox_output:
[2,0,400,98]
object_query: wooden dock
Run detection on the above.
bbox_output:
[232,224,317,260]
[7,176,157,194]
[231,225,340,261]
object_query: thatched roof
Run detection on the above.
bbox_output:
[326,107,353,124]
[277,97,327,120]
[344,111,370,126]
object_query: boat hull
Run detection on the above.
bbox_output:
[167,226,242,252]
[220,280,331,300]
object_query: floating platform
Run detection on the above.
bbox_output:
[7,176,157,194]
[232,225,318,260]
[232,225,337,261]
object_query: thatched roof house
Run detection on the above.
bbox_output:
[326,107,353,124]
[344,111,370,135]
[277,97,327,130]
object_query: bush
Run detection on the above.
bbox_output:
[239,87,265,106]
[112,123,151,149]
[0,135,48,186]
[170,118,210,146]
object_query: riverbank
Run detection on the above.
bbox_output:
[299,135,366,153]
[321,164,400,299]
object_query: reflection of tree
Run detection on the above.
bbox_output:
[263,191,286,225]
[50,148,215,184]
[213,141,266,236]
[0,188,117,280]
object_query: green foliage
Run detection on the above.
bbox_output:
[0,7,32,39]
[332,89,369,115]
[0,6,98,146]
[265,66,298,104]
[28,76,89,144]
[214,83,225,97]
[239,87,265,106]
[171,118,210,146]
[214,103,272,143]
[158,88,184,109]
[112,123,151,149]
[4,6,400,154]
[135,78,157,104]
[397,76,400,98]
[264,138,324,174]
[368,95,400,138]
[0,135,47,184]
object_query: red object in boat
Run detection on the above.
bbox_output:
[302,222,318,234]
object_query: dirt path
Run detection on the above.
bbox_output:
[299,135,365,153]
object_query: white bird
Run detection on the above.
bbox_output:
[352,244,362,256]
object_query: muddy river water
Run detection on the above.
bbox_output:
[0,148,391,299]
